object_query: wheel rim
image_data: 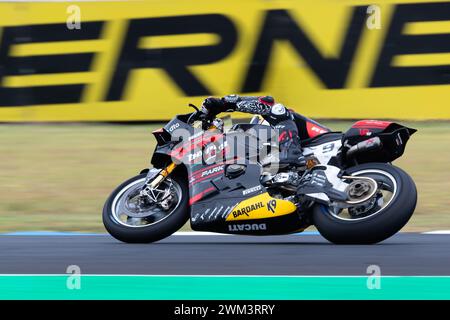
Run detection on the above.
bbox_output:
[325,169,398,221]
[111,178,183,228]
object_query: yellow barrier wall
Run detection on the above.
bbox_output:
[0,0,449,121]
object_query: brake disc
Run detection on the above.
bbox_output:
[342,176,378,205]
[122,193,159,218]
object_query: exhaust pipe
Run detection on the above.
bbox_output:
[346,137,382,158]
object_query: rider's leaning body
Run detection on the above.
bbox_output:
[201,94,327,166]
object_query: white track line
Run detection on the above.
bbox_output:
[422,230,450,235]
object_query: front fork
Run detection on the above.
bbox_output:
[141,162,177,196]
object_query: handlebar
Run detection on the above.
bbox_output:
[187,110,205,124]
[187,103,218,129]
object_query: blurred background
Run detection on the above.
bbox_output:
[0,0,449,232]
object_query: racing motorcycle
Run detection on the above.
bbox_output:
[103,104,417,244]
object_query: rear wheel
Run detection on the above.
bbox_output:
[313,163,417,244]
[103,173,189,243]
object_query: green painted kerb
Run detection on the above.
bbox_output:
[0,276,449,300]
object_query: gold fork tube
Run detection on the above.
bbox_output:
[149,162,177,188]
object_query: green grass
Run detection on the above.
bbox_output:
[0,121,449,233]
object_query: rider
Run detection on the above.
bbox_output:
[201,94,306,167]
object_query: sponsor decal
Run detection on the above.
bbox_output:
[203,143,217,165]
[226,192,297,221]
[232,202,264,218]
[167,122,180,132]
[202,141,227,165]
[267,199,277,213]
[306,122,329,138]
[201,165,224,178]
[189,164,224,184]
[228,223,267,232]
[242,185,262,195]
[188,150,203,162]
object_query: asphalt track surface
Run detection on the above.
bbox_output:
[0,233,449,275]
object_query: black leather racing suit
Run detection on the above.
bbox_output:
[202,94,305,166]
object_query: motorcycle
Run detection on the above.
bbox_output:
[103,104,417,244]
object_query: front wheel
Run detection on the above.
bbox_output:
[103,173,189,243]
[313,163,417,244]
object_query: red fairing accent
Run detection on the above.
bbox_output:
[258,96,275,106]
[352,120,392,129]
[189,187,216,205]
[306,121,329,138]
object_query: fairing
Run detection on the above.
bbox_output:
[343,120,416,163]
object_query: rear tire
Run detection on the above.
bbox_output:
[103,173,189,243]
[313,163,417,244]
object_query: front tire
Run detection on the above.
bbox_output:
[313,163,417,244]
[103,173,189,243]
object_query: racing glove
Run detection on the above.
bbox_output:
[202,94,275,117]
